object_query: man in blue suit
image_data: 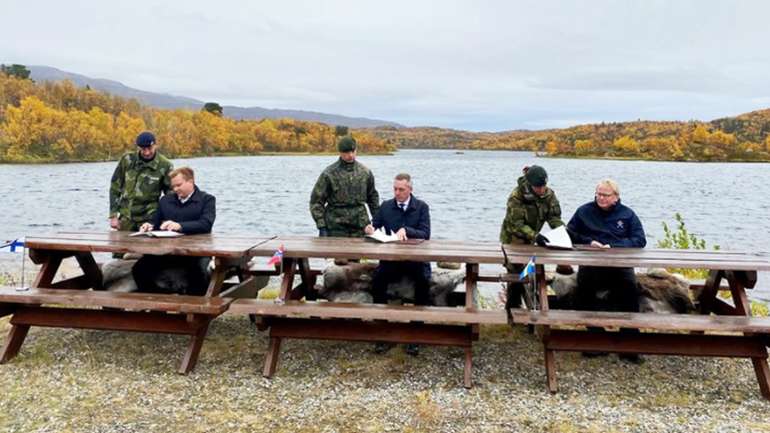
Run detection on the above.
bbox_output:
[365,173,431,355]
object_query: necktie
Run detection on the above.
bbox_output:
[399,203,406,211]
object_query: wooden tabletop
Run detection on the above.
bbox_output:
[24,232,277,258]
[22,233,770,272]
[262,236,505,264]
[501,244,770,271]
[257,236,770,272]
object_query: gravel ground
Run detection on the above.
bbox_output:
[1,315,769,433]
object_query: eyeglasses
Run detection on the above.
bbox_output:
[595,192,615,198]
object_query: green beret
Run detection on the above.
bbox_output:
[525,165,548,187]
[337,136,357,152]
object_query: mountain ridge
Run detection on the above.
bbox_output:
[27,65,402,128]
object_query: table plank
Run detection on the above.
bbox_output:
[25,232,275,258]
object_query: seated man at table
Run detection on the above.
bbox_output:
[567,178,646,363]
[132,166,217,296]
[364,172,430,356]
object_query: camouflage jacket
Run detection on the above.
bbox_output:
[309,158,380,230]
[109,151,174,224]
[499,175,564,245]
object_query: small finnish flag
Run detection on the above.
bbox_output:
[1,239,25,253]
[519,256,536,280]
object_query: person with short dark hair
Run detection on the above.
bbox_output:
[132,166,216,296]
[364,172,430,356]
[109,131,173,231]
[309,135,380,237]
[499,165,564,309]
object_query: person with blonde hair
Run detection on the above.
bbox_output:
[567,178,646,363]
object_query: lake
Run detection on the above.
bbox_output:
[1,149,768,301]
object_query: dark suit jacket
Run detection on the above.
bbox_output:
[151,186,216,234]
[372,194,431,279]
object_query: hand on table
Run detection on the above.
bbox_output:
[590,240,610,249]
[160,220,182,232]
[364,224,374,235]
[396,228,408,241]
[139,222,154,232]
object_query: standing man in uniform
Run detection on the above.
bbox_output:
[310,135,380,237]
[499,165,564,310]
[109,131,174,232]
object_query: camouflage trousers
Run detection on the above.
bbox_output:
[504,262,526,309]
[325,225,365,238]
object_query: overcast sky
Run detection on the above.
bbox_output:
[3,1,770,131]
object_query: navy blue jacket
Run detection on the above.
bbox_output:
[372,194,431,240]
[567,199,646,248]
[151,186,216,234]
[372,194,431,278]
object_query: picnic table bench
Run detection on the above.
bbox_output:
[232,236,508,388]
[503,245,770,400]
[0,231,275,373]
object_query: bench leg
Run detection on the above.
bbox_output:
[179,322,210,374]
[263,336,282,378]
[1,324,30,363]
[544,348,558,393]
[463,347,473,389]
[751,357,770,400]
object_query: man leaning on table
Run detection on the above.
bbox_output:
[364,172,431,356]
[499,165,564,310]
[567,178,647,364]
[132,166,216,296]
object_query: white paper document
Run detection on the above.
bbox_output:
[365,228,400,243]
[538,225,573,249]
[129,230,184,238]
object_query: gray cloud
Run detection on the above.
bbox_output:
[3,0,770,131]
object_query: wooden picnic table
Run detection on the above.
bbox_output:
[241,235,507,387]
[0,231,276,373]
[503,245,770,399]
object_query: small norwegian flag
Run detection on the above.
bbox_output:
[267,244,285,266]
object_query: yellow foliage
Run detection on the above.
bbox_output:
[0,72,393,162]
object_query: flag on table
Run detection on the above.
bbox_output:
[267,244,285,266]
[518,256,536,280]
[1,239,24,253]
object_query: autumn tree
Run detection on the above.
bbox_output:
[0,64,31,80]
[202,102,223,116]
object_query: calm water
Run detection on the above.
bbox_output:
[1,149,768,301]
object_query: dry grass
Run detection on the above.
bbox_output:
[1,315,769,433]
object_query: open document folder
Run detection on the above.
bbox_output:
[365,227,400,243]
[537,224,573,249]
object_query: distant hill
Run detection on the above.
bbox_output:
[27,65,402,128]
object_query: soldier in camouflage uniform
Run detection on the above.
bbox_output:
[499,165,564,309]
[109,131,174,231]
[309,136,380,237]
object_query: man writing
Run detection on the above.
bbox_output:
[132,167,216,296]
[364,173,430,355]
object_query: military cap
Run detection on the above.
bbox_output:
[525,165,548,187]
[337,136,357,152]
[135,131,156,148]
